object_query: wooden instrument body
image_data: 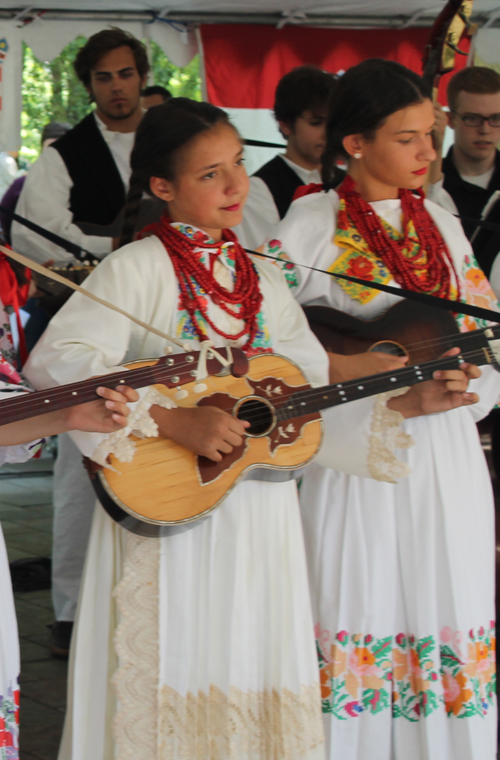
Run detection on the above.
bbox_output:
[304,299,460,365]
[94,353,323,536]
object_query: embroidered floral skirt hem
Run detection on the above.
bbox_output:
[300,409,497,760]
[0,528,20,759]
[58,480,325,760]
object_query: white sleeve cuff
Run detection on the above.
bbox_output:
[90,386,177,469]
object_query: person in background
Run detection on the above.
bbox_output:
[428,66,500,288]
[12,27,148,265]
[235,65,338,249]
[141,84,172,109]
[0,122,71,247]
[11,28,149,660]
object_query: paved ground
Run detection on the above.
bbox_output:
[0,455,64,760]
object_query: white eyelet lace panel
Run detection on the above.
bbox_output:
[158,683,324,760]
[113,532,160,760]
[367,389,414,483]
[92,386,177,468]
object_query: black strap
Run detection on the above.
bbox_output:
[247,248,500,325]
[244,139,286,149]
[0,204,91,261]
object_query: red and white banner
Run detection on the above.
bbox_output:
[200,24,470,110]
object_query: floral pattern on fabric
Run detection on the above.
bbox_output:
[331,199,458,305]
[456,251,500,333]
[0,308,16,367]
[0,683,19,759]
[172,224,273,355]
[317,623,496,722]
[265,239,299,290]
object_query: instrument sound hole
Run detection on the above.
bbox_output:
[369,340,408,358]
[236,397,274,437]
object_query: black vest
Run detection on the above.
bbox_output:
[253,156,305,219]
[52,113,126,227]
[442,147,500,278]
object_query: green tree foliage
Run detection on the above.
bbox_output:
[20,35,201,164]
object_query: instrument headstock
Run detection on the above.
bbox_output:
[422,0,475,92]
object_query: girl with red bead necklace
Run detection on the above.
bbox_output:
[263,60,500,760]
[25,96,482,760]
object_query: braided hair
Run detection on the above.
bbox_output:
[119,98,233,247]
[321,60,431,189]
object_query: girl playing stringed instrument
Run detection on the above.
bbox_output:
[25,98,480,760]
[263,60,500,760]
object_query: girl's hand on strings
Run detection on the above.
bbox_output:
[151,405,250,462]
[64,385,139,432]
[328,350,408,383]
[386,348,480,419]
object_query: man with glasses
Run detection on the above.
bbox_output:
[429,66,500,281]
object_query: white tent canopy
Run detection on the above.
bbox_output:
[1,1,500,23]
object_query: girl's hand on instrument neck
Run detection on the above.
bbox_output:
[328,351,407,384]
[150,404,250,462]
[386,348,481,419]
[64,385,139,432]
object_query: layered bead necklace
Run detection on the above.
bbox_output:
[337,175,461,300]
[146,213,263,351]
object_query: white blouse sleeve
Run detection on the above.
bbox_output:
[0,383,43,465]
[234,177,280,250]
[23,240,177,465]
[11,147,112,264]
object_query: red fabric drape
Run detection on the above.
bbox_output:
[0,251,31,364]
[200,24,470,109]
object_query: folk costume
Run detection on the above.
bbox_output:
[235,155,321,250]
[263,178,500,760]
[26,218,402,760]
[0,297,44,760]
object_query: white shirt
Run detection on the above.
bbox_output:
[235,155,321,250]
[11,113,135,264]
[459,166,494,189]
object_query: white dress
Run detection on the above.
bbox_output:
[25,224,399,760]
[0,302,43,759]
[263,191,500,760]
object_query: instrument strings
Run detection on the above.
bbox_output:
[196,347,490,428]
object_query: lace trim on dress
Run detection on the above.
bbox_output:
[91,386,177,468]
[112,531,160,760]
[367,389,414,483]
[158,683,324,760]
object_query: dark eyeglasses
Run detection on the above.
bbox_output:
[455,112,500,127]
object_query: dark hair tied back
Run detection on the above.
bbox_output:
[322,59,431,189]
[120,98,233,247]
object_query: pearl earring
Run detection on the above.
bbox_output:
[353,152,362,159]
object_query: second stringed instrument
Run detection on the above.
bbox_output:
[90,307,500,537]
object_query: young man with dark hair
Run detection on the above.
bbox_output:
[429,66,500,282]
[11,29,150,660]
[141,84,172,109]
[236,65,337,249]
[12,27,149,263]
